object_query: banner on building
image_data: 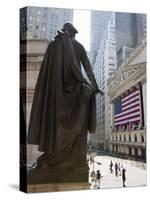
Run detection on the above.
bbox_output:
[114,87,141,128]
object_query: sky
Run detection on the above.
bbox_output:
[73,9,91,51]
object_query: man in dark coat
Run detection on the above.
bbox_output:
[115,162,118,176]
[122,168,126,187]
[96,170,102,189]
[27,23,103,184]
[110,160,113,173]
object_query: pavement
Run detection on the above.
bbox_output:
[88,155,147,189]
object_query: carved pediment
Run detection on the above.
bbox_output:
[108,37,146,99]
[108,62,146,98]
[110,64,137,88]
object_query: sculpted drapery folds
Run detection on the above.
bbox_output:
[27,23,102,183]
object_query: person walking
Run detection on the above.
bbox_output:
[110,160,113,173]
[122,168,126,187]
[118,163,121,176]
[96,170,101,189]
[115,162,118,176]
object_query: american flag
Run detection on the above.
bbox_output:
[114,88,141,127]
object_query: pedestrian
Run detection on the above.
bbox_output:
[90,170,97,189]
[118,163,121,176]
[122,168,126,187]
[110,160,113,173]
[96,170,101,189]
[115,162,118,176]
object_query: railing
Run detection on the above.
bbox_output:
[111,140,145,147]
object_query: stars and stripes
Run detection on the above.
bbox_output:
[114,88,141,127]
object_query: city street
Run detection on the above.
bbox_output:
[88,155,146,189]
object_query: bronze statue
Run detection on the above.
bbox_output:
[27,23,103,184]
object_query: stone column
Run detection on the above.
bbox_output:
[23,39,49,163]
[110,101,114,153]
[142,81,146,127]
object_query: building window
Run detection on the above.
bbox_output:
[129,135,131,142]
[141,135,144,142]
[134,135,137,142]
[109,63,115,66]
[129,147,132,156]
[135,148,138,157]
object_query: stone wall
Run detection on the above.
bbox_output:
[20,39,49,163]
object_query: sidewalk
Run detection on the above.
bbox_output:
[89,155,146,189]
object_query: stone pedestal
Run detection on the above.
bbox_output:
[27,182,90,193]
[27,163,89,184]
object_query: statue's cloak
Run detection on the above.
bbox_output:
[28,32,96,158]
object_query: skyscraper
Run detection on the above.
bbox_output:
[20,7,73,41]
[90,11,111,66]
[136,14,147,44]
[90,12,117,151]
[116,12,147,67]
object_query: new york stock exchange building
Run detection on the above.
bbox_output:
[107,37,146,162]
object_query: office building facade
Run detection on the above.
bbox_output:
[90,11,111,66]
[20,7,73,41]
[90,13,116,151]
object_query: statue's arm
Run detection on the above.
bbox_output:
[80,46,100,93]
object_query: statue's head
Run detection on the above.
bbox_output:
[61,22,78,38]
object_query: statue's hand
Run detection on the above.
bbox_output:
[99,89,104,96]
[93,88,104,95]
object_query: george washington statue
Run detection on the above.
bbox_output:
[27,23,103,184]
